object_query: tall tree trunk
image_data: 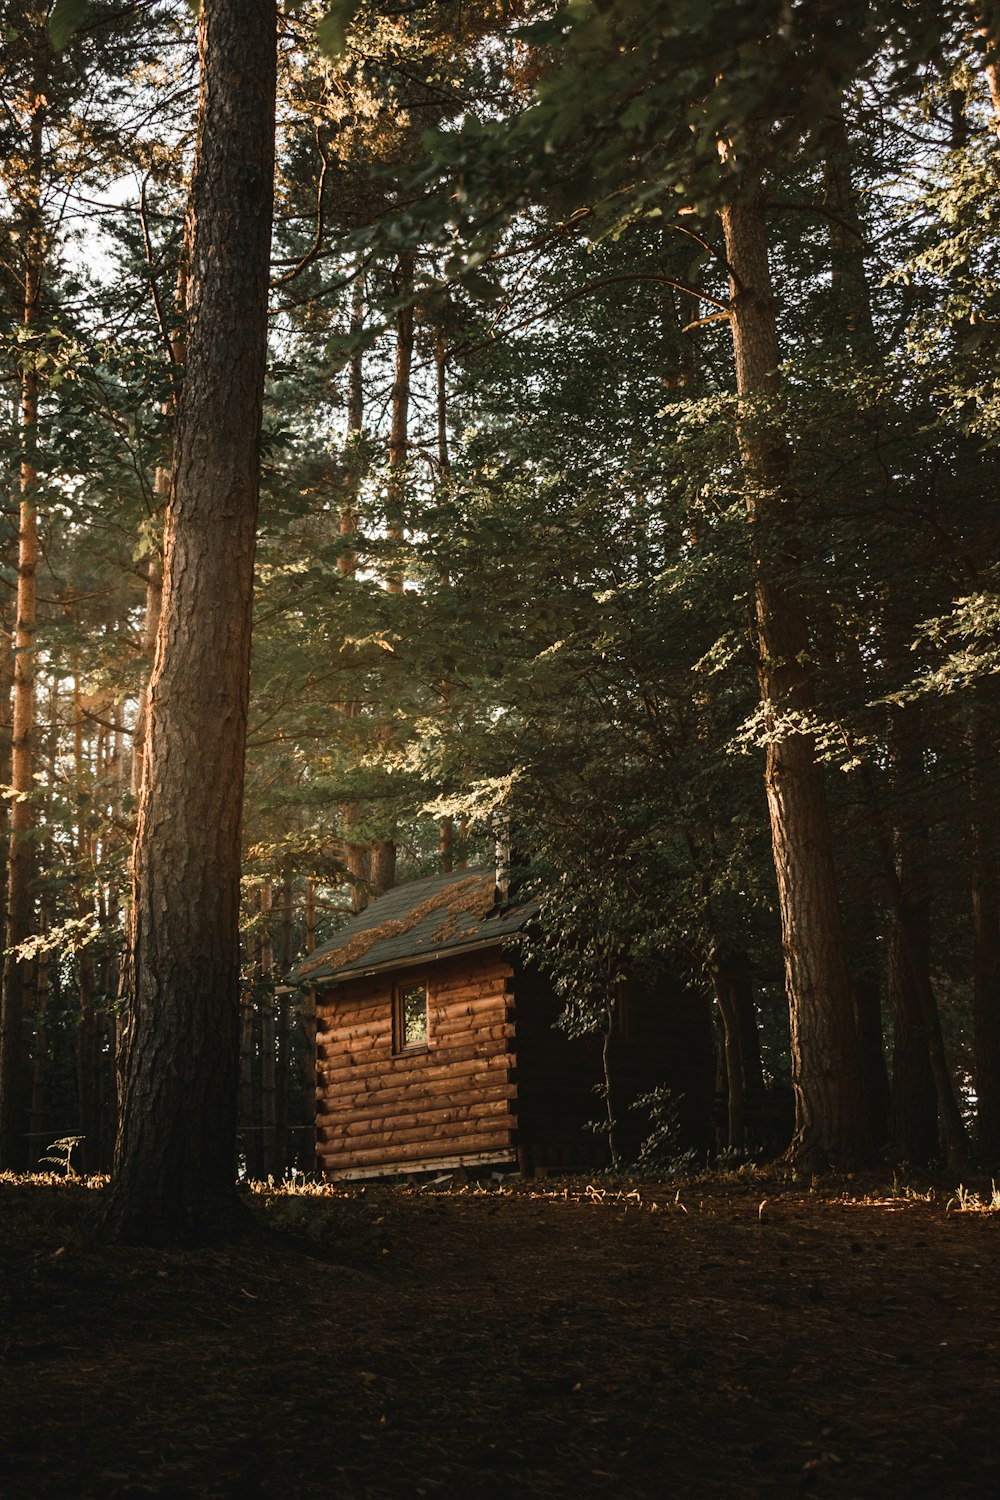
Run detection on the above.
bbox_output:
[100,0,277,1244]
[341,265,372,912]
[0,608,13,962]
[132,263,185,798]
[301,878,317,1172]
[259,881,276,1179]
[73,675,101,1176]
[275,878,292,1176]
[28,905,48,1169]
[0,81,44,1170]
[239,978,260,1179]
[971,685,1000,1162]
[719,183,869,1167]
[366,252,416,896]
[886,705,938,1163]
[712,971,745,1153]
[434,326,457,870]
[386,249,415,594]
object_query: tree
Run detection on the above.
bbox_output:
[100,0,277,1244]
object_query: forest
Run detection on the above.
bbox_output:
[0,0,997,1236]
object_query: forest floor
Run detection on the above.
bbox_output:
[0,1168,998,1499]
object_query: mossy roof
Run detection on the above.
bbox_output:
[286,868,535,988]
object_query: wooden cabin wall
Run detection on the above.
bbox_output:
[315,953,517,1175]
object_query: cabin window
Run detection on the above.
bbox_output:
[394,981,428,1052]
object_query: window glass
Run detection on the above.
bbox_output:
[398,983,428,1049]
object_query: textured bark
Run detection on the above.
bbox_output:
[132,264,184,799]
[369,840,397,898]
[0,84,44,1170]
[720,187,869,1167]
[100,0,276,1243]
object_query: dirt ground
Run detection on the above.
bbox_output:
[1,1169,998,1500]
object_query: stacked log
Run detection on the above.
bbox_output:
[315,953,517,1176]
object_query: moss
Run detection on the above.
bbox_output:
[296,874,497,980]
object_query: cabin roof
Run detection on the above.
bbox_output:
[286,868,535,988]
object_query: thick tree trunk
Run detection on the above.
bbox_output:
[369,840,397,898]
[720,186,869,1168]
[100,0,276,1244]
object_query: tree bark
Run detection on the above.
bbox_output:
[259,881,276,1179]
[0,79,44,1170]
[275,878,292,1176]
[720,184,869,1168]
[72,675,102,1176]
[100,0,276,1244]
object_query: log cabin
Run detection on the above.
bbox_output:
[287,868,714,1181]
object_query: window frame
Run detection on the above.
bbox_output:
[393,976,430,1055]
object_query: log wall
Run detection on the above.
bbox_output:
[315,949,715,1180]
[315,953,517,1177]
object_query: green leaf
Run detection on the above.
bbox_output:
[316,0,361,60]
[48,0,90,50]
